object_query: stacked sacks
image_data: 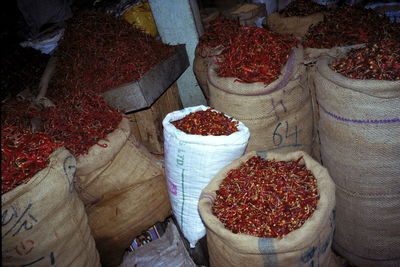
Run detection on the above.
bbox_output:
[208,27,313,154]
[163,105,250,247]
[314,47,400,266]
[2,148,100,267]
[266,0,328,39]
[199,150,337,267]
[301,5,399,161]
[74,118,171,266]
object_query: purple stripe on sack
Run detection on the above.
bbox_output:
[320,105,400,124]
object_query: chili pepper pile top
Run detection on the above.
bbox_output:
[1,126,61,194]
[172,108,239,136]
[216,27,299,85]
[330,39,400,81]
[198,16,240,55]
[42,91,122,156]
[213,156,319,238]
[303,6,400,48]
[3,87,122,159]
[1,79,122,195]
[41,11,133,156]
[51,10,175,95]
[279,0,329,17]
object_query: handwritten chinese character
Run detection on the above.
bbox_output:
[2,204,37,239]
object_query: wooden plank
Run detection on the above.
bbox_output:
[126,82,183,154]
[125,112,142,144]
[135,107,162,154]
[101,44,189,113]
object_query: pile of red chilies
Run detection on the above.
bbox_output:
[42,91,122,156]
[279,0,329,17]
[216,27,298,85]
[213,156,319,238]
[3,10,180,192]
[198,16,240,56]
[51,10,175,95]
[1,93,122,193]
[303,6,400,48]
[172,108,239,136]
[331,39,400,80]
[1,127,61,194]
[1,94,57,194]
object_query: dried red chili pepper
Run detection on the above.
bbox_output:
[212,155,319,238]
[198,16,241,56]
[41,91,122,157]
[1,126,61,194]
[50,10,176,96]
[2,93,122,159]
[330,39,400,81]
[216,27,298,85]
[279,0,329,17]
[172,108,239,136]
[303,6,400,49]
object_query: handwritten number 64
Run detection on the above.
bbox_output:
[273,121,298,147]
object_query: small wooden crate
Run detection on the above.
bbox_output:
[126,82,182,154]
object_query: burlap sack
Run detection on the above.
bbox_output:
[2,148,100,267]
[75,117,162,205]
[86,171,171,267]
[304,44,365,163]
[198,150,336,267]
[75,117,130,176]
[193,45,223,101]
[314,56,400,267]
[208,47,313,154]
[193,46,211,101]
[266,12,324,38]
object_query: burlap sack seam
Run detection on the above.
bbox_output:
[335,181,399,198]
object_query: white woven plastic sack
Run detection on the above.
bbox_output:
[163,105,250,247]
